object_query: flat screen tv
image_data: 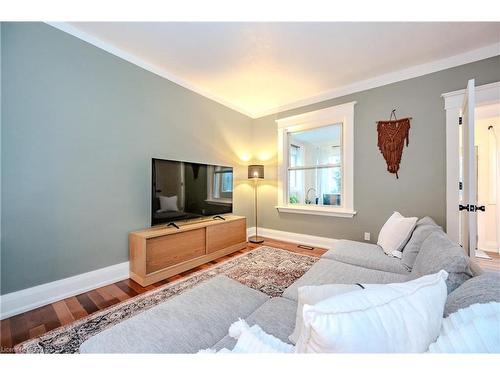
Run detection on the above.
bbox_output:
[151,158,233,226]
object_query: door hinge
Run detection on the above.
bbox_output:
[459,204,486,212]
[459,181,463,190]
[459,116,463,125]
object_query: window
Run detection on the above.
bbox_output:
[207,166,233,205]
[288,144,304,203]
[287,124,342,206]
[276,102,356,217]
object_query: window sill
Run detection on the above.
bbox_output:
[275,205,356,218]
[205,199,232,206]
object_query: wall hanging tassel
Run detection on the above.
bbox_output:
[376,110,411,179]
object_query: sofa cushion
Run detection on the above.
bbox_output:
[246,297,297,342]
[211,297,297,351]
[79,275,269,353]
[322,240,410,274]
[401,217,442,270]
[210,332,238,352]
[411,231,473,293]
[208,320,295,353]
[282,259,410,302]
[468,258,484,277]
[444,273,500,317]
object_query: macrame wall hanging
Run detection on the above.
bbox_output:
[376,110,412,179]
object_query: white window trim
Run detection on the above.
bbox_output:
[276,101,356,218]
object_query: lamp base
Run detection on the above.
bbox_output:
[248,236,265,244]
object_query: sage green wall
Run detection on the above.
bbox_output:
[0,23,254,294]
[1,22,499,295]
[251,56,500,242]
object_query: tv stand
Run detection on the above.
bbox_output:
[212,215,226,221]
[129,215,247,286]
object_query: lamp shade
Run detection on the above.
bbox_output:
[248,165,264,179]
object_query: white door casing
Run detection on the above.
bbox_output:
[443,81,500,246]
[460,79,477,256]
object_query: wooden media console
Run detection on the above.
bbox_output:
[129,215,247,286]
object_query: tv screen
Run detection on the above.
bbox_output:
[151,158,233,226]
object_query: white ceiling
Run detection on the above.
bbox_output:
[57,22,500,118]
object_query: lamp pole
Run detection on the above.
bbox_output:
[248,165,264,244]
[254,178,258,240]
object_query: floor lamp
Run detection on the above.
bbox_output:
[248,164,264,244]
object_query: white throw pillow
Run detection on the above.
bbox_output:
[158,195,179,212]
[428,302,500,353]
[377,211,418,256]
[295,270,449,353]
[290,283,382,344]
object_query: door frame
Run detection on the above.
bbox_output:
[443,81,500,244]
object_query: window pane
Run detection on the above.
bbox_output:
[288,167,341,206]
[221,172,233,192]
[288,124,342,167]
[289,144,303,167]
[213,174,220,198]
[323,145,341,165]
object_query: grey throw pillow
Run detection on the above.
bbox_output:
[401,217,442,271]
[411,231,473,293]
[444,273,500,316]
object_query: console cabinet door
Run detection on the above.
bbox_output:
[206,219,246,254]
[146,228,205,273]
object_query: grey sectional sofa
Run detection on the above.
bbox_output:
[80,217,499,353]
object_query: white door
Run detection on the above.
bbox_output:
[460,79,477,256]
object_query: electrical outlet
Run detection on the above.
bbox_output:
[364,232,371,241]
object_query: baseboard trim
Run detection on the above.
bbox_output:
[0,262,130,319]
[247,226,337,250]
[2,227,335,319]
[478,241,499,254]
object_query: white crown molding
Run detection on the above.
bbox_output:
[45,22,256,119]
[442,81,500,110]
[0,261,129,319]
[247,226,338,250]
[255,42,500,118]
[43,23,500,119]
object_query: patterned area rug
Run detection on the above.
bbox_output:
[15,246,317,353]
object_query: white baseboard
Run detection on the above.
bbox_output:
[0,261,129,319]
[478,241,499,254]
[1,227,335,319]
[247,226,337,250]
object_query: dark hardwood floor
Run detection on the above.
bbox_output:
[1,239,498,353]
[0,238,326,353]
